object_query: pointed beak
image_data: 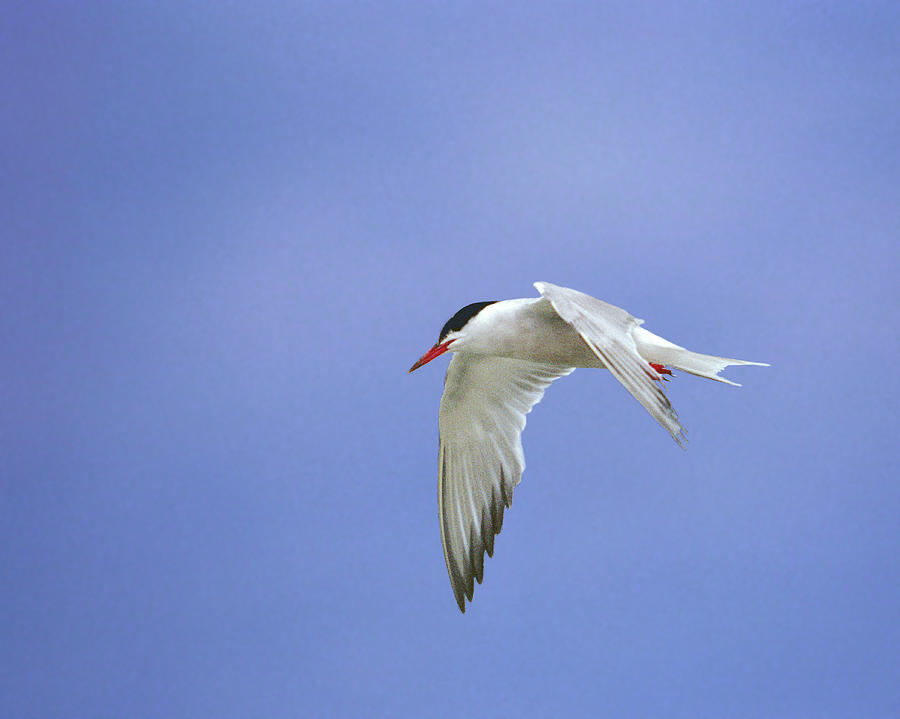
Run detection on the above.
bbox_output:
[408,339,455,373]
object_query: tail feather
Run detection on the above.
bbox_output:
[632,327,769,386]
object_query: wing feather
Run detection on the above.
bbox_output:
[534,281,686,445]
[438,354,573,612]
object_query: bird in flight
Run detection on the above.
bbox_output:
[409,282,768,612]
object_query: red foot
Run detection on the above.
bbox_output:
[648,362,673,380]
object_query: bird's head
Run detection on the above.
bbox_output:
[408,300,498,372]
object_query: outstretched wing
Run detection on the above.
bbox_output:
[438,354,574,612]
[535,281,686,445]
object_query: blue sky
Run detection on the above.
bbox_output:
[2,2,898,717]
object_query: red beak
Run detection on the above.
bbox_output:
[408,339,455,373]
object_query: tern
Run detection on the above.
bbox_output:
[409,282,768,612]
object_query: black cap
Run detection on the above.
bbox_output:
[438,301,498,342]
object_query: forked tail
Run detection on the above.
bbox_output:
[632,327,769,386]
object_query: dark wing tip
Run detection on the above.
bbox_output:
[448,496,509,614]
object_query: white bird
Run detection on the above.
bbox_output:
[409,282,768,613]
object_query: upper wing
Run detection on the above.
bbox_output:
[534,281,686,445]
[438,353,573,612]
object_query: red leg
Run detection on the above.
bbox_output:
[648,362,673,380]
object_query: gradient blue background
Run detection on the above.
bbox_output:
[3,2,898,717]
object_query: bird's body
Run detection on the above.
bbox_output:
[446,298,602,366]
[409,282,768,612]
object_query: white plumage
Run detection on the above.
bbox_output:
[410,282,768,612]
